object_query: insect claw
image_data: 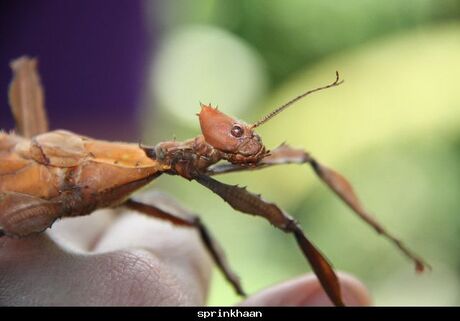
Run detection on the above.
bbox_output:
[335,71,344,85]
[415,259,432,273]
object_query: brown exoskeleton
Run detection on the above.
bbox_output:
[0,57,428,306]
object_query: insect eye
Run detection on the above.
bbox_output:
[230,125,244,138]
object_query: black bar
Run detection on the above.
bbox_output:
[0,306,457,321]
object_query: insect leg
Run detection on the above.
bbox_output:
[193,174,344,306]
[205,143,310,175]
[0,192,62,237]
[8,56,49,138]
[207,144,429,272]
[123,193,245,296]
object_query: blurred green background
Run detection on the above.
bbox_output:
[142,0,460,305]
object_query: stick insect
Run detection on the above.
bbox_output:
[0,56,428,306]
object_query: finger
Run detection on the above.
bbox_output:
[93,210,213,304]
[0,233,202,305]
[239,272,371,306]
[46,208,117,252]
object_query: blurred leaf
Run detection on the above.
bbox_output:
[256,23,460,205]
[154,0,460,81]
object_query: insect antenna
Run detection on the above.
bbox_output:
[251,71,344,129]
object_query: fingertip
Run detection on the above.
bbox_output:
[307,272,372,306]
[239,272,371,307]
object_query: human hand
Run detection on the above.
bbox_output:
[0,192,370,306]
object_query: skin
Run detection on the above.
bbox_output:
[0,189,370,306]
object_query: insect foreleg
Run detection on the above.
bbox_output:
[205,143,310,175]
[123,193,245,296]
[193,174,344,307]
[206,144,429,272]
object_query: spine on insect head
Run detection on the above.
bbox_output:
[197,104,268,166]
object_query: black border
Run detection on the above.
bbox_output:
[0,306,457,320]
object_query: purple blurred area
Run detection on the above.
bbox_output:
[0,0,155,141]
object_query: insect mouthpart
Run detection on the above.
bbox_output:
[225,133,269,166]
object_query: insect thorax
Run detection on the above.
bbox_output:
[146,136,224,179]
